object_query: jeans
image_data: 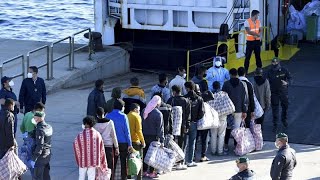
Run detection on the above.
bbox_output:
[143,135,157,173]
[105,147,114,180]
[114,143,128,180]
[132,142,143,180]
[79,167,96,180]
[210,116,227,154]
[186,122,197,163]
[244,40,262,73]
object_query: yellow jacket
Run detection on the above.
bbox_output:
[127,111,145,144]
[123,86,146,103]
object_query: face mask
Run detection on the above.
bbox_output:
[275,141,280,149]
[82,124,85,129]
[8,81,14,87]
[27,72,33,78]
[182,73,187,79]
[31,118,37,125]
[215,61,222,67]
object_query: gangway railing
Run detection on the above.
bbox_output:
[1,28,92,81]
[71,28,92,69]
[0,55,25,79]
[50,36,72,79]
[27,45,50,80]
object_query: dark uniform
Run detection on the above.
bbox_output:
[267,63,291,129]
[230,157,256,180]
[270,145,297,180]
[230,169,256,180]
[0,87,19,133]
[32,120,53,180]
[0,107,16,159]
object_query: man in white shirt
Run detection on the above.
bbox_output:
[169,67,187,95]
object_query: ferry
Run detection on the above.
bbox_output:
[93,0,302,73]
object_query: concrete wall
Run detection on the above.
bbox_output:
[46,47,130,93]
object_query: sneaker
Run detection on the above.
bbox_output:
[176,164,187,170]
[200,156,209,162]
[143,171,149,177]
[187,162,198,167]
[148,172,159,178]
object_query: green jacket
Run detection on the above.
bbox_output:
[20,111,36,133]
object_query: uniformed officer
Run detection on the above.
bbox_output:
[29,111,53,180]
[267,58,291,132]
[270,133,297,180]
[229,157,256,180]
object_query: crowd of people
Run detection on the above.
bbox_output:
[74,56,296,180]
[0,56,297,180]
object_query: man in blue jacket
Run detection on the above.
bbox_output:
[106,99,132,180]
[19,66,46,114]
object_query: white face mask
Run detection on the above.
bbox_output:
[215,61,222,67]
[82,124,85,129]
[31,118,37,125]
[8,81,14,87]
[182,73,187,79]
[27,72,33,78]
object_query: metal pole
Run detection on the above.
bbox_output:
[0,64,3,79]
[71,36,75,69]
[69,37,72,70]
[187,50,190,81]
[26,53,30,73]
[21,55,25,79]
[50,44,54,79]
[46,46,50,80]
[88,28,92,60]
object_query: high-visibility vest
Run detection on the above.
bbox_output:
[246,18,260,41]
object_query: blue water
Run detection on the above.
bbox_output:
[0,0,94,43]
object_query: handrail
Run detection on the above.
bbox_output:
[70,28,92,69]
[0,55,25,79]
[186,26,271,79]
[27,45,50,80]
[50,36,72,79]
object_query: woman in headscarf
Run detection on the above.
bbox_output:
[142,95,164,178]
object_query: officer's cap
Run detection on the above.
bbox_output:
[34,111,45,117]
[236,157,249,164]
[276,133,288,139]
[1,76,12,84]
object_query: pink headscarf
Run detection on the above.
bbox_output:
[143,95,162,119]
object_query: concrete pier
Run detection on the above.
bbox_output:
[0,39,319,179]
